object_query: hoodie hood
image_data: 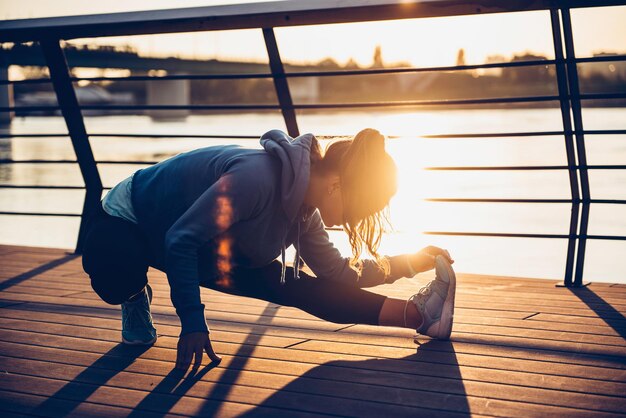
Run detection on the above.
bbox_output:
[260,129,314,284]
[260,129,314,223]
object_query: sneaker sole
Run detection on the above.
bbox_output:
[424,256,456,340]
[122,334,157,345]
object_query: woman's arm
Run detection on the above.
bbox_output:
[165,170,271,370]
[298,211,414,287]
[164,172,269,336]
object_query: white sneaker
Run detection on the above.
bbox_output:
[405,255,456,340]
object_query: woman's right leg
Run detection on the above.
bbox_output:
[81,202,151,304]
[81,201,157,344]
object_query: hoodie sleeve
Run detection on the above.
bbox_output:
[298,211,414,288]
[164,171,270,336]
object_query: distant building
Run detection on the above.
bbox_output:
[372,45,384,69]
[456,49,466,67]
[581,52,626,80]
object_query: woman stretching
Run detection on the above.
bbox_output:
[81,128,457,371]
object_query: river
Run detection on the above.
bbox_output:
[1,107,624,283]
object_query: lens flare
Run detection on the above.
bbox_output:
[214,182,234,289]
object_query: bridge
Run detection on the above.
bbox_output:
[0,43,322,122]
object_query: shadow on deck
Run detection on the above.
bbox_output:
[0,244,624,417]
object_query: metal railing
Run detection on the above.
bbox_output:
[0,0,624,287]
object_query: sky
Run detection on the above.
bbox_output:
[1,1,625,68]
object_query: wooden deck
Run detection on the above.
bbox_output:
[0,244,624,417]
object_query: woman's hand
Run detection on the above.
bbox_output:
[408,246,454,274]
[176,331,222,371]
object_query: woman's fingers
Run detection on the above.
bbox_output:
[173,333,221,371]
[176,344,192,370]
[193,346,204,369]
[205,338,223,364]
[423,246,454,264]
[176,332,211,370]
[182,350,193,370]
[175,340,185,369]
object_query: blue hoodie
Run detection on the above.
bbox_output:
[106,130,411,335]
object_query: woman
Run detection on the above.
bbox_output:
[82,128,456,371]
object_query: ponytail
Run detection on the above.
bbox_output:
[311,128,397,277]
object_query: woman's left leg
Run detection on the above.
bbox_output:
[199,257,453,339]
[200,260,390,326]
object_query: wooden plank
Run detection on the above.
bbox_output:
[0,285,83,297]
[0,312,304,349]
[1,280,548,322]
[0,255,79,269]
[4,301,626,343]
[0,374,325,418]
[5,292,626,366]
[1,317,625,395]
[69,282,626,312]
[455,280,626,294]
[6,289,618,334]
[4,303,624,371]
[0,334,625,416]
[13,290,626,347]
[450,322,626,347]
[458,278,620,291]
[291,339,626,383]
[0,389,184,418]
[6,275,625,322]
[7,283,619,325]
[2,244,626,417]
[0,244,71,254]
[452,315,626,337]
[459,271,616,288]
[0,276,290,310]
[380,287,626,311]
[529,313,626,328]
[0,354,478,418]
[3,294,623,347]
[455,289,626,306]
[3,289,624,351]
[0,364,468,418]
[0,349,611,418]
[0,293,350,333]
[3,255,624,311]
[0,334,605,404]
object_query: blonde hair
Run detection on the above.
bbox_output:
[311,128,398,277]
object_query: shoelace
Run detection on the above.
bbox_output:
[403,282,433,329]
[123,300,150,330]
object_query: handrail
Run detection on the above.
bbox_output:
[0,0,625,286]
[4,130,626,139]
[1,0,622,43]
[5,92,625,114]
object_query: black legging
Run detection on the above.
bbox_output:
[81,201,387,326]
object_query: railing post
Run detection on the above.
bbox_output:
[549,9,580,287]
[262,27,300,137]
[40,38,103,254]
[0,53,13,126]
[561,8,590,287]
